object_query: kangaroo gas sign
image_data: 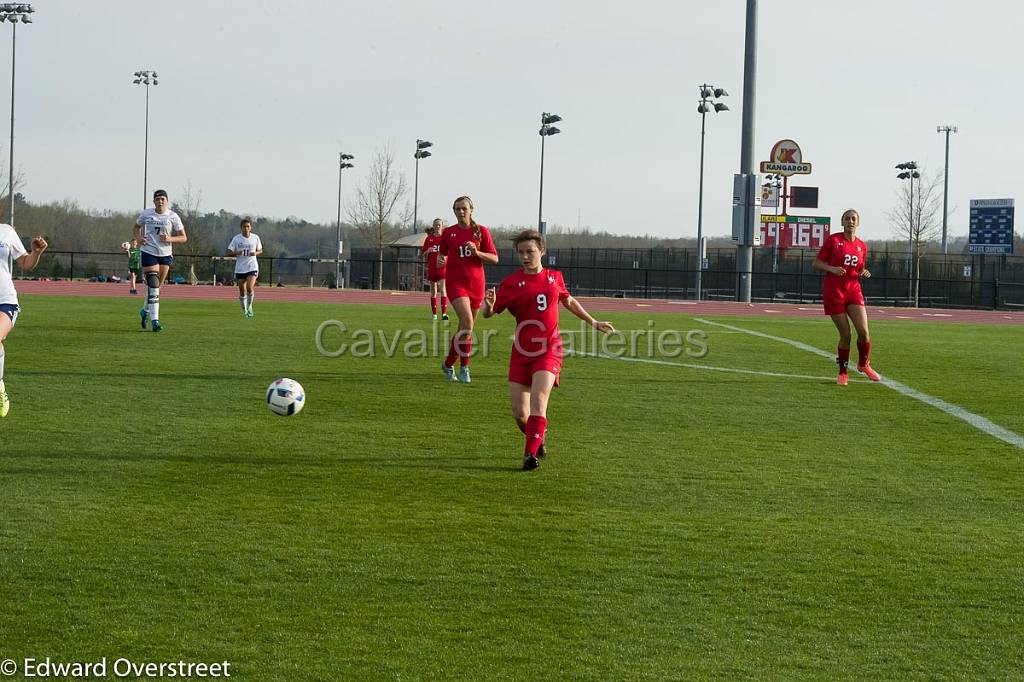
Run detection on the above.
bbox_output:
[759,139,812,176]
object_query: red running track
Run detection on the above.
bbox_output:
[14,280,1024,325]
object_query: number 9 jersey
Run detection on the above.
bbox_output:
[492,269,570,359]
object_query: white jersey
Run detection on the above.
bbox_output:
[0,223,27,306]
[136,208,185,257]
[227,233,262,274]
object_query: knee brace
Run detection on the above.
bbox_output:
[146,272,160,289]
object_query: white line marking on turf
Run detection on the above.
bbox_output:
[694,317,1024,450]
[565,350,853,382]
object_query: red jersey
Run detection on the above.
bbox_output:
[439,224,496,297]
[817,232,868,280]
[492,269,570,358]
[421,233,445,279]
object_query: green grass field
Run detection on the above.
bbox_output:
[1,295,1022,680]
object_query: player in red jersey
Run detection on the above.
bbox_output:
[812,209,881,385]
[482,229,614,470]
[436,196,498,383]
[421,218,448,321]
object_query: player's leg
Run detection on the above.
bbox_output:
[509,381,530,435]
[429,280,439,319]
[129,269,137,294]
[847,304,879,380]
[0,308,16,417]
[829,312,852,385]
[523,370,557,469]
[439,279,449,320]
[246,275,257,316]
[149,264,170,331]
[444,296,475,372]
[236,276,247,315]
[140,264,160,329]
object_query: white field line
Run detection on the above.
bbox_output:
[565,350,855,383]
[694,317,1024,450]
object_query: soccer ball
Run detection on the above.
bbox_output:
[266,378,305,416]
[120,241,131,251]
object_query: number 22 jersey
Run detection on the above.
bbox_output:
[817,232,867,281]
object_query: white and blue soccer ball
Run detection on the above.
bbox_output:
[266,378,305,416]
[120,241,131,251]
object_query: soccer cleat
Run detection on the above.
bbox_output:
[442,314,449,321]
[140,307,148,329]
[0,380,8,418]
[537,442,547,460]
[441,363,457,382]
[129,288,138,295]
[458,366,471,383]
[857,364,881,382]
[837,372,848,386]
[522,453,540,471]
[432,314,438,321]
[151,320,163,332]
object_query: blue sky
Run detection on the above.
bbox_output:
[7,1,1022,238]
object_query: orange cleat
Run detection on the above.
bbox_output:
[857,364,881,382]
[837,372,849,386]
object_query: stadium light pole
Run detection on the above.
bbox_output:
[896,161,921,304]
[695,85,729,301]
[538,112,562,235]
[937,125,958,255]
[413,139,433,234]
[336,153,354,287]
[1,3,33,226]
[132,69,159,210]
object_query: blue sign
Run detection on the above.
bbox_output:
[969,198,1014,255]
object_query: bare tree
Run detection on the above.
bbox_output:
[887,168,944,306]
[174,180,207,256]
[0,145,27,221]
[348,145,407,289]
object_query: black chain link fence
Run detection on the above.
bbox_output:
[20,247,1024,311]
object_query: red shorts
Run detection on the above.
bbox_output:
[447,285,483,310]
[823,278,865,315]
[508,351,562,387]
[426,266,446,283]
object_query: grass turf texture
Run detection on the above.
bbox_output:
[1,295,1022,680]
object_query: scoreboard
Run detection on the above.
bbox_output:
[968,199,1014,255]
[759,215,831,249]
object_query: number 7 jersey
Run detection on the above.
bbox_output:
[817,232,867,280]
[492,269,571,357]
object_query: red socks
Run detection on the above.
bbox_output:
[430,296,438,315]
[837,346,851,372]
[525,415,547,456]
[445,332,473,368]
[441,296,448,314]
[857,340,871,367]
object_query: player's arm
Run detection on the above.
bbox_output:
[472,231,499,264]
[161,215,187,244]
[132,221,143,243]
[253,239,263,257]
[812,258,845,277]
[481,287,499,318]
[562,295,614,333]
[15,237,48,271]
